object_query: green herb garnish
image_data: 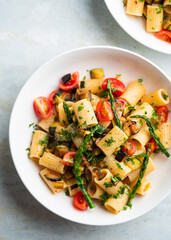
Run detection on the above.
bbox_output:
[103,137,116,146]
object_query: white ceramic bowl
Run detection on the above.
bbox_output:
[104,0,171,54]
[9,46,171,225]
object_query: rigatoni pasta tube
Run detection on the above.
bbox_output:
[40,168,67,194]
[78,79,104,94]
[66,123,83,148]
[102,155,131,180]
[121,80,146,106]
[126,158,142,171]
[91,94,101,107]
[73,99,98,128]
[87,182,104,199]
[94,169,124,195]
[129,102,154,125]
[65,178,80,197]
[39,152,65,174]
[158,123,171,149]
[131,178,151,196]
[128,157,155,182]
[164,0,171,14]
[104,190,129,214]
[141,89,169,106]
[96,126,128,156]
[146,5,163,32]
[30,130,48,160]
[85,166,102,182]
[38,107,57,132]
[131,125,151,149]
[126,0,145,16]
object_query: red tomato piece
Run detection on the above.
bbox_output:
[73,191,88,211]
[156,31,171,44]
[33,97,53,119]
[102,78,126,97]
[48,90,57,104]
[62,151,88,166]
[115,99,127,119]
[59,71,79,90]
[145,138,157,155]
[156,106,169,124]
[96,99,114,122]
[121,139,136,156]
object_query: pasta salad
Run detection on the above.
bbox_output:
[124,0,171,44]
[27,69,170,214]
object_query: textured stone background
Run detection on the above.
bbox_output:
[0,0,171,239]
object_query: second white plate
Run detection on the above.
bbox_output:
[104,0,171,54]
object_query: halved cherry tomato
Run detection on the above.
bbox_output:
[96,99,114,122]
[33,97,53,119]
[62,150,88,166]
[156,106,169,124]
[145,138,157,155]
[59,71,79,90]
[121,139,136,156]
[115,99,127,119]
[73,191,88,211]
[48,90,57,104]
[102,78,126,97]
[156,30,171,44]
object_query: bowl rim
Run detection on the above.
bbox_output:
[104,0,171,55]
[9,45,171,225]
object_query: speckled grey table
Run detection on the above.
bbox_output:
[0,0,171,239]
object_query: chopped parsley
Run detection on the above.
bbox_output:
[163,94,168,100]
[116,162,123,170]
[29,123,38,130]
[152,109,159,120]
[78,106,84,111]
[104,182,113,188]
[138,78,143,83]
[39,136,49,146]
[103,137,116,146]
[100,90,108,98]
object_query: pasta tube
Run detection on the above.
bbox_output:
[87,182,104,199]
[146,5,163,32]
[141,89,169,106]
[40,168,67,194]
[96,126,128,156]
[158,123,171,149]
[121,80,146,106]
[39,152,65,174]
[131,178,151,196]
[78,79,104,94]
[102,155,131,180]
[126,0,145,16]
[30,130,48,160]
[164,0,171,14]
[104,190,129,214]
[73,99,98,128]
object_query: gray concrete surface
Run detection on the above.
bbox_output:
[0,0,171,239]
